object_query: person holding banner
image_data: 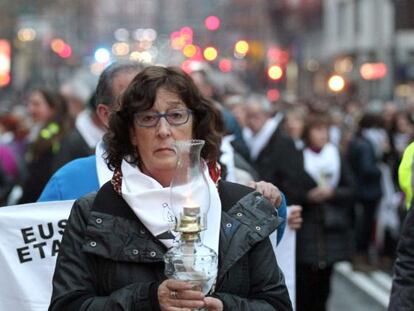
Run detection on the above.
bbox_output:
[49,66,292,311]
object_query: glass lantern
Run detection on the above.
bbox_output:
[164,139,218,302]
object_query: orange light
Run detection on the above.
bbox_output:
[0,40,11,87]
[267,65,283,80]
[360,63,387,80]
[328,75,345,92]
[183,44,197,58]
[203,47,218,61]
[51,39,65,54]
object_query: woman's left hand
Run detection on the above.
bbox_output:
[249,181,282,207]
[204,297,223,311]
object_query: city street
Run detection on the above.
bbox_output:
[329,263,390,311]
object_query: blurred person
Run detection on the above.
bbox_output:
[0,143,18,182]
[18,88,71,203]
[52,94,104,171]
[0,165,13,206]
[0,112,29,162]
[190,69,250,161]
[60,79,92,119]
[329,108,344,147]
[283,106,307,150]
[343,99,362,130]
[348,113,385,271]
[223,94,247,128]
[49,66,292,311]
[382,101,398,133]
[243,94,301,205]
[294,114,354,311]
[38,61,143,202]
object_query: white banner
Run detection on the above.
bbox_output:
[272,216,297,311]
[0,201,73,311]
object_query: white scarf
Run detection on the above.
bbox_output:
[95,140,113,187]
[247,113,283,161]
[76,110,105,149]
[303,143,341,188]
[120,159,221,254]
[220,135,237,183]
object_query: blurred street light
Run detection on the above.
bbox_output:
[17,28,36,42]
[219,58,232,72]
[267,65,283,80]
[235,40,249,55]
[360,62,387,80]
[94,48,110,63]
[0,39,11,87]
[182,44,197,58]
[328,74,345,92]
[203,46,218,61]
[205,16,220,31]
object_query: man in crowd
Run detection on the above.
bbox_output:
[38,61,142,201]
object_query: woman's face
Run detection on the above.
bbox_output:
[27,91,54,123]
[285,115,304,140]
[131,88,193,183]
[308,125,329,150]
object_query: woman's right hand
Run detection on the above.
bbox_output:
[158,279,206,311]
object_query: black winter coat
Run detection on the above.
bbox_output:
[388,205,414,311]
[294,154,355,266]
[49,181,292,311]
[252,126,302,203]
[347,136,382,202]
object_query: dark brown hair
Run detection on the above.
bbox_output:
[302,113,331,146]
[104,66,224,170]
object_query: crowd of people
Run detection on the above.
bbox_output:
[1,61,413,310]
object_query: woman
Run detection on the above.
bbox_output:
[19,89,70,203]
[49,66,292,311]
[347,113,385,271]
[294,114,354,311]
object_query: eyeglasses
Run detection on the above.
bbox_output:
[134,109,193,128]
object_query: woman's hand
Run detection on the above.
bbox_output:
[287,205,303,230]
[158,279,205,311]
[307,186,334,203]
[204,297,223,311]
[249,181,282,207]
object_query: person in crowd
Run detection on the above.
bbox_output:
[243,94,301,204]
[18,88,71,203]
[282,106,307,151]
[38,61,143,202]
[190,68,250,161]
[347,113,385,271]
[0,112,29,164]
[49,66,292,311]
[294,114,354,311]
[51,94,104,171]
[60,79,92,120]
[0,164,13,206]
